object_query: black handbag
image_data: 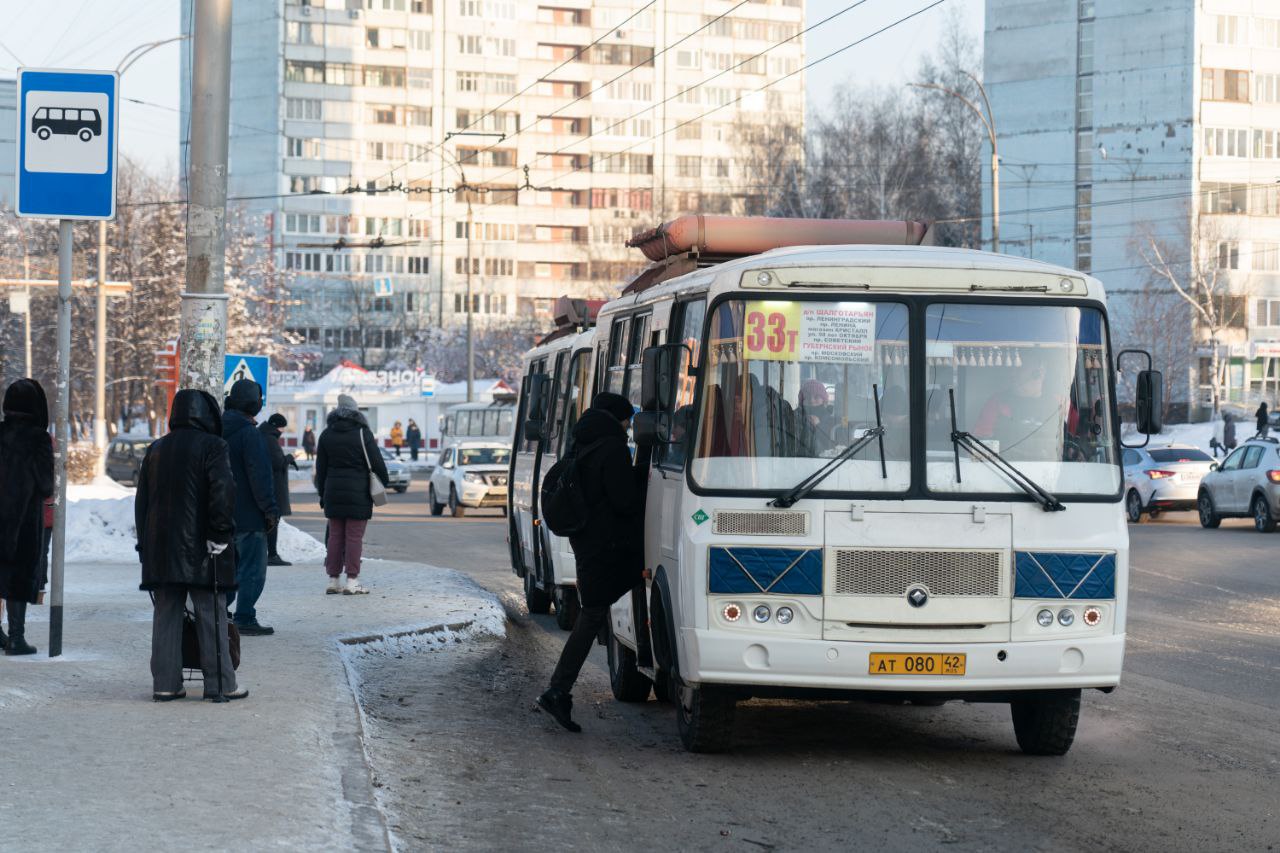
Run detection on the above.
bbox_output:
[181,608,241,671]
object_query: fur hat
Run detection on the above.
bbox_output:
[591,391,635,422]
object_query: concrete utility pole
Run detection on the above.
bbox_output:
[50,220,73,657]
[94,220,107,467]
[465,198,474,403]
[180,0,233,400]
[911,71,1001,252]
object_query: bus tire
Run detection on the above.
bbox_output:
[1010,689,1081,756]
[1253,494,1276,532]
[1197,490,1221,529]
[676,678,735,753]
[607,624,652,702]
[449,486,466,517]
[523,571,551,614]
[429,484,444,516]
[553,586,579,631]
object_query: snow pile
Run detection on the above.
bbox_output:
[1122,420,1218,455]
[65,486,326,565]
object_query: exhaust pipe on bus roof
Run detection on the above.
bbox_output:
[625,215,933,263]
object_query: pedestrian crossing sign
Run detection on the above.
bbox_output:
[224,354,271,404]
[373,277,394,297]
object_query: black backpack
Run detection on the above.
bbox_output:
[539,439,605,537]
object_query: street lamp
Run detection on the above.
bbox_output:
[436,144,483,403]
[911,71,1001,253]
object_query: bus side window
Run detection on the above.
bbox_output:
[548,350,567,441]
[623,314,651,409]
[605,318,630,395]
[657,298,706,469]
[558,349,591,457]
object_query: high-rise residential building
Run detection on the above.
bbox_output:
[0,78,15,209]
[985,0,1280,416]
[181,0,805,373]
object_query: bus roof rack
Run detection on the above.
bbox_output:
[621,215,933,294]
[537,295,604,345]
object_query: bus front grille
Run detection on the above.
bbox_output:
[831,548,1004,597]
[714,510,809,536]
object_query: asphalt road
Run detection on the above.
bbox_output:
[291,490,1279,852]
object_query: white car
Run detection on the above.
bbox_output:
[1197,437,1280,531]
[1121,444,1215,522]
[428,441,511,517]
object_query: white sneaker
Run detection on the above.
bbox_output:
[326,575,345,594]
[343,577,369,595]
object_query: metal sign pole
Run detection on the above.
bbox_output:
[50,218,72,658]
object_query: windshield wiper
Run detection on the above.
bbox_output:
[947,388,1065,512]
[771,384,888,508]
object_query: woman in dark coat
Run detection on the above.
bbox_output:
[302,426,317,461]
[1256,402,1270,438]
[0,379,55,656]
[259,413,297,566]
[315,394,388,595]
[537,392,647,733]
[406,419,422,461]
[136,389,244,701]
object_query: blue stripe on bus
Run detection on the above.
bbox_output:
[1014,552,1116,599]
[708,547,823,596]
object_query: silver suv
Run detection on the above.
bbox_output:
[1197,438,1280,531]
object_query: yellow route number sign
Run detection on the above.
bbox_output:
[743,301,876,363]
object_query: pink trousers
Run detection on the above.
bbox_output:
[325,518,368,578]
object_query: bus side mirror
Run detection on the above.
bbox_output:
[641,344,685,412]
[524,373,551,441]
[1135,370,1164,435]
[632,411,671,446]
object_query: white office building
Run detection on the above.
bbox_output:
[181,0,805,373]
[0,78,15,209]
[985,0,1280,416]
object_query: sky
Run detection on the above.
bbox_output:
[0,0,982,175]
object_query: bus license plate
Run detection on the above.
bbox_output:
[868,653,966,676]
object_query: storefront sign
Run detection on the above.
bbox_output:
[743,301,875,363]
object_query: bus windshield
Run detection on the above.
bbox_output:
[692,299,912,493]
[689,297,1119,499]
[926,302,1117,496]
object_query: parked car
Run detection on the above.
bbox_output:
[1197,438,1280,531]
[379,448,411,493]
[104,437,152,486]
[1122,444,1215,522]
[428,441,511,517]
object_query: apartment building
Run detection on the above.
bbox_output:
[0,79,14,209]
[181,0,805,371]
[985,1,1280,415]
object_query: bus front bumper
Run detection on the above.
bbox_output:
[684,630,1125,693]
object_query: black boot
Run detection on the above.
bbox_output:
[0,623,8,650]
[6,602,35,655]
[536,688,581,733]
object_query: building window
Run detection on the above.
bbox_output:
[286,98,322,120]
[1202,68,1250,102]
[408,256,430,274]
[1204,127,1250,157]
[286,22,320,45]
[1253,243,1280,273]
[676,156,701,178]
[285,60,325,83]
[1217,241,1240,270]
[1257,18,1280,49]
[1257,73,1280,104]
[1256,299,1280,327]
[1214,15,1243,45]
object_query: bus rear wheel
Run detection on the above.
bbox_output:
[676,678,736,753]
[1010,689,1081,756]
[523,571,551,615]
[607,625,652,702]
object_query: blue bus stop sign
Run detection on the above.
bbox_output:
[15,68,119,220]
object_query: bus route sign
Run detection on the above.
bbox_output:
[15,68,120,220]
[743,300,876,364]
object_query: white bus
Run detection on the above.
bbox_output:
[512,215,1161,754]
[441,400,516,443]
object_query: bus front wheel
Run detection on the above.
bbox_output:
[607,625,652,702]
[553,586,579,631]
[1010,689,1081,756]
[676,678,735,753]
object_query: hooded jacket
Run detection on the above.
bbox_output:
[222,389,279,533]
[136,390,238,591]
[566,407,648,608]
[315,406,389,521]
[0,380,55,604]
[258,420,293,517]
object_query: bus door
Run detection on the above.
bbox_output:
[545,347,593,588]
[511,359,548,576]
[529,350,568,591]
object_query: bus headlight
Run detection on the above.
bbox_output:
[775,606,794,625]
[752,605,771,623]
[1057,608,1075,627]
[1082,606,1102,627]
[1036,609,1054,627]
[722,603,742,622]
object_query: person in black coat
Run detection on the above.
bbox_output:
[315,394,388,595]
[136,389,246,701]
[302,426,317,461]
[222,379,279,635]
[0,379,54,656]
[537,392,647,733]
[406,419,422,461]
[260,413,298,567]
[1256,402,1270,438]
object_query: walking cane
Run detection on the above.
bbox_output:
[208,542,228,704]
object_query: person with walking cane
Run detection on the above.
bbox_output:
[136,389,246,701]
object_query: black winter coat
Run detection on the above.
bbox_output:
[567,409,648,608]
[315,408,389,521]
[1257,404,1269,434]
[0,401,54,604]
[223,409,278,533]
[136,390,238,592]
[406,424,421,450]
[259,422,293,517]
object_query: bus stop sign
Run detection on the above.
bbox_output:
[15,68,119,220]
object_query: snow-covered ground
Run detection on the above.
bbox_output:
[67,480,326,564]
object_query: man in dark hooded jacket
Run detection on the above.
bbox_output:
[136,389,245,701]
[0,379,55,656]
[537,392,647,733]
[259,413,297,567]
[222,379,280,635]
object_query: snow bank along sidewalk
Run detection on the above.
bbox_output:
[0,486,505,852]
